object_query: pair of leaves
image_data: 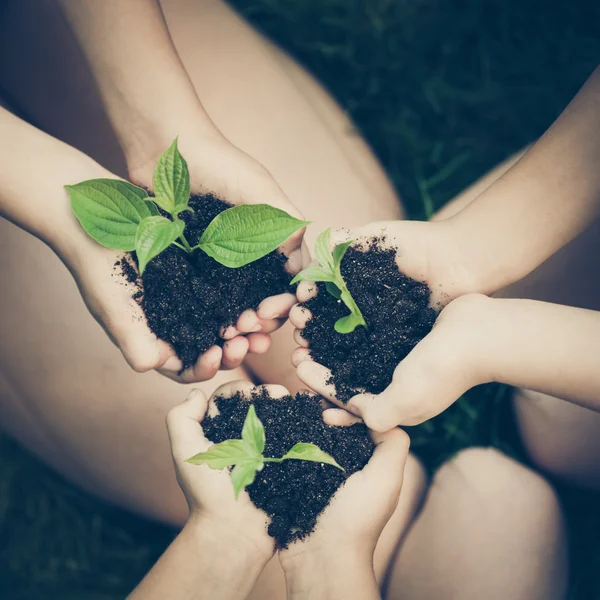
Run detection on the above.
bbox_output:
[66,138,309,274]
[66,139,191,274]
[291,229,367,333]
[186,404,343,499]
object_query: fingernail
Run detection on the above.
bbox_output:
[163,355,183,372]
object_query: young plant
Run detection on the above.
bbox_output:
[291,228,366,334]
[187,404,343,499]
[66,138,309,274]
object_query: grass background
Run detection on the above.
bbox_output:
[2,0,600,597]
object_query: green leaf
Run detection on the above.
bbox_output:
[173,204,194,216]
[150,195,176,215]
[153,138,190,209]
[198,204,310,268]
[186,439,255,469]
[325,281,342,299]
[231,460,262,499]
[241,405,266,455]
[144,200,160,216]
[334,287,367,333]
[280,442,344,471]
[314,228,334,271]
[135,216,185,274]
[67,179,153,250]
[334,312,366,334]
[333,241,353,269]
[290,265,335,285]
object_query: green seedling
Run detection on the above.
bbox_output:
[186,404,343,499]
[66,138,309,274]
[291,228,366,334]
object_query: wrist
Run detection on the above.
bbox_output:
[186,513,274,572]
[433,216,515,298]
[281,544,378,600]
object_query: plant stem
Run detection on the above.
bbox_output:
[178,232,194,254]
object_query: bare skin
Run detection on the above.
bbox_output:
[133,385,567,600]
[131,383,410,600]
[292,67,600,452]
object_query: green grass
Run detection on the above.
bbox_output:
[2,0,600,597]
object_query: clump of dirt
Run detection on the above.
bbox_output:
[201,389,374,548]
[117,194,291,369]
[300,239,437,402]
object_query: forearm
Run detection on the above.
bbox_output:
[448,66,600,293]
[56,0,218,170]
[474,297,600,411]
[130,517,269,600]
[283,548,380,600]
[0,106,111,254]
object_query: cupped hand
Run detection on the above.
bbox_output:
[289,219,481,406]
[129,132,306,378]
[165,383,293,559]
[278,412,410,571]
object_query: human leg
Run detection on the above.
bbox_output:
[385,448,568,600]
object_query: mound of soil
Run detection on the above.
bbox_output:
[118,194,291,369]
[300,240,437,403]
[201,389,374,548]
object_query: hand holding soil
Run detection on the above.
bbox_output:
[165,386,276,560]
[67,137,308,382]
[289,221,461,401]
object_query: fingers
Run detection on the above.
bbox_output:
[360,428,410,497]
[289,304,312,329]
[166,389,210,461]
[247,333,272,355]
[296,361,353,411]
[221,336,250,370]
[322,408,362,427]
[285,248,302,275]
[210,380,258,403]
[296,281,319,304]
[291,347,311,367]
[257,293,297,321]
[293,328,309,347]
[209,380,291,403]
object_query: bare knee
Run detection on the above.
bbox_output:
[514,389,600,490]
[435,447,564,526]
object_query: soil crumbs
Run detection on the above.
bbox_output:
[301,239,437,403]
[118,194,291,369]
[201,390,374,548]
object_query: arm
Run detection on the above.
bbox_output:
[129,517,267,600]
[56,0,217,173]
[283,550,380,600]
[447,66,600,294]
[131,388,275,598]
[345,294,600,430]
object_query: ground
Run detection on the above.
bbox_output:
[1,0,600,598]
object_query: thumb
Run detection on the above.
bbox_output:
[359,428,410,498]
[348,299,485,430]
[166,389,210,461]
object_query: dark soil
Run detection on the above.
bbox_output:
[201,389,374,548]
[117,194,291,369]
[300,239,437,403]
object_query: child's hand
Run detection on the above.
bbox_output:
[165,385,280,559]
[279,412,410,597]
[297,294,600,432]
